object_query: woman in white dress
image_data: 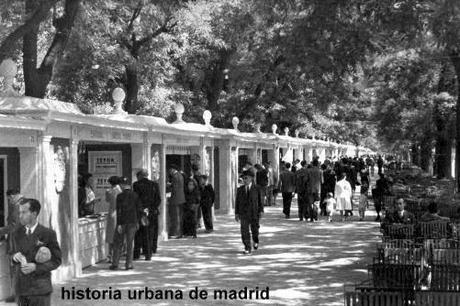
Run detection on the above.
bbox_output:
[105,176,122,262]
[334,173,353,221]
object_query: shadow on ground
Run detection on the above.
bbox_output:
[44,197,380,306]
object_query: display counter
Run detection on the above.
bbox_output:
[78,215,107,268]
[0,241,11,300]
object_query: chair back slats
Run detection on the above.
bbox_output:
[419,222,450,239]
[431,248,460,264]
[415,291,460,306]
[369,263,421,289]
[423,239,460,249]
[430,265,460,291]
[376,246,424,265]
[384,224,415,239]
[380,238,415,248]
[344,289,406,306]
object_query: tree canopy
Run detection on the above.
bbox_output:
[1,0,460,182]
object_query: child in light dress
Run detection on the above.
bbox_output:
[323,192,336,222]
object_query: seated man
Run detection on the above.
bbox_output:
[392,198,415,224]
[420,201,450,222]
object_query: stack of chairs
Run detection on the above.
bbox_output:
[344,218,460,305]
[418,221,451,240]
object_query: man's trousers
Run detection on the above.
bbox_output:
[297,193,308,220]
[282,192,293,217]
[18,294,51,306]
[240,217,259,251]
[112,223,137,268]
[134,215,159,259]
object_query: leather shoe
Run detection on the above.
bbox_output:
[125,266,134,270]
[109,265,118,270]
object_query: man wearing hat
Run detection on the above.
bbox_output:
[110,177,141,270]
[235,170,264,254]
[133,169,161,260]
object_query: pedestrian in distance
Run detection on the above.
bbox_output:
[358,184,369,221]
[323,192,336,222]
[278,163,296,219]
[235,170,264,255]
[198,175,215,233]
[183,178,201,238]
[334,173,353,221]
[168,164,186,238]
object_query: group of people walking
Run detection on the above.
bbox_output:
[273,156,374,222]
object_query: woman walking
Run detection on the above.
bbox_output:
[105,176,122,262]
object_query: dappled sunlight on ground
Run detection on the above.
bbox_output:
[39,198,381,306]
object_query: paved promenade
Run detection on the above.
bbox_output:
[12,198,381,306]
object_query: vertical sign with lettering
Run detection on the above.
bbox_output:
[88,151,122,213]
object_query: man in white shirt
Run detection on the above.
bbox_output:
[11,198,61,306]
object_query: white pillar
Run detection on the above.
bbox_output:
[69,139,82,277]
[37,135,52,226]
[306,146,313,163]
[297,147,304,161]
[319,147,326,162]
[143,133,152,178]
[158,142,168,241]
[217,144,232,214]
[209,146,216,222]
[267,145,280,184]
[249,148,257,165]
[199,137,206,174]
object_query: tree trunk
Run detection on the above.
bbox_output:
[451,51,460,190]
[205,49,232,112]
[0,0,58,63]
[420,137,433,174]
[436,138,452,178]
[411,143,419,166]
[23,0,48,97]
[23,0,80,98]
[125,61,139,114]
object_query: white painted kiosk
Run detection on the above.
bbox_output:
[0,60,366,300]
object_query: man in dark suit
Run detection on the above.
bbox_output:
[278,163,296,218]
[392,198,415,224]
[235,170,264,255]
[110,177,141,270]
[168,164,186,238]
[133,169,161,260]
[295,161,308,221]
[305,158,323,222]
[11,198,61,306]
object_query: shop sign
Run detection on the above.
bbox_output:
[88,151,122,211]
